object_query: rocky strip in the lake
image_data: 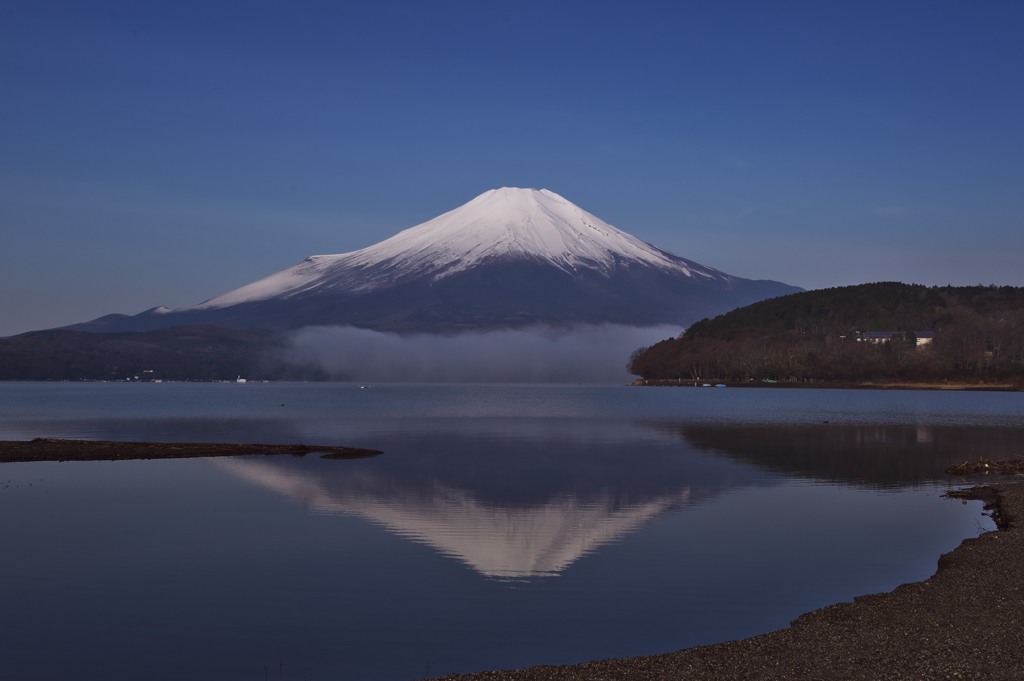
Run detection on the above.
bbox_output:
[428,482,1024,680]
[0,438,381,463]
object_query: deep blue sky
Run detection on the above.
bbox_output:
[2,1,1022,336]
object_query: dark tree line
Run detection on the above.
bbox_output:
[0,326,290,381]
[628,283,1024,385]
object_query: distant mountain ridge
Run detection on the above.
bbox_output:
[70,188,801,334]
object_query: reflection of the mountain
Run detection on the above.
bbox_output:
[212,427,768,580]
[219,457,695,578]
[212,421,1013,578]
[673,423,1024,487]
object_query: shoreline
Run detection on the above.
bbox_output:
[632,378,1023,392]
[429,482,1024,680]
[0,438,381,463]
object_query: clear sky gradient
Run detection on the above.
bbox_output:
[2,1,1022,336]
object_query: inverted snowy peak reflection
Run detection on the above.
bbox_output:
[217,457,693,579]
[209,420,1017,580]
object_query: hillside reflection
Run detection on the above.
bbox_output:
[670,423,1024,487]
[213,421,1010,579]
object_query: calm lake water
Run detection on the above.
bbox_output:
[1,383,1021,680]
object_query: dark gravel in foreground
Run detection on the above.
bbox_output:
[430,483,1024,680]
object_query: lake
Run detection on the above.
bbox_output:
[1,382,1020,680]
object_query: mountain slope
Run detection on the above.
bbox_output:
[72,188,801,333]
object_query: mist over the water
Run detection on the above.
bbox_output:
[283,325,680,383]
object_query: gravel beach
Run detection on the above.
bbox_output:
[430,482,1024,680]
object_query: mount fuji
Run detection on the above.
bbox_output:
[73,188,800,334]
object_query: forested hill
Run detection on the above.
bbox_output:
[628,283,1024,387]
[0,326,293,382]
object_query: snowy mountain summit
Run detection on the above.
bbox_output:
[75,188,801,333]
[195,188,725,310]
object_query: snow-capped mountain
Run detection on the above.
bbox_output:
[74,188,801,333]
[194,187,726,308]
